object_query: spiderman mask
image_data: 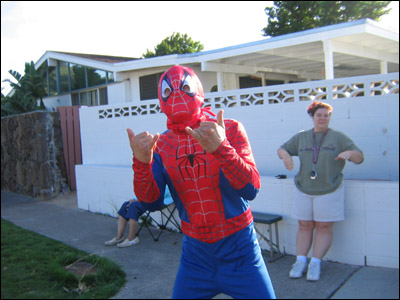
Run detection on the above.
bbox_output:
[159,65,213,131]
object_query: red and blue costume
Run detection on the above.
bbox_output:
[131,66,275,298]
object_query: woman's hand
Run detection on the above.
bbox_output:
[335,150,364,164]
[278,148,294,170]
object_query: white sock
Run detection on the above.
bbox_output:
[310,257,321,265]
[296,255,307,263]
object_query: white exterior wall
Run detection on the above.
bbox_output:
[76,73,399,268]
[251,177,399,268]
[107,80,132,104]
[224,95,399,181]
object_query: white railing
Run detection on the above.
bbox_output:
[205,72,399,108]
[79,72,399,180]
[97,73,398,119]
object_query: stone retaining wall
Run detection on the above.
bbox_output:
[1,111,70,199]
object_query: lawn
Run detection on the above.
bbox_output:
[1,218,126,299]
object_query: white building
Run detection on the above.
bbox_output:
[36,19,398,109]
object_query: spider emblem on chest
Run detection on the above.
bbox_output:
[176,141,207,181]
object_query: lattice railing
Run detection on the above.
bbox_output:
[99,103,160,119]
[97,73,398,119]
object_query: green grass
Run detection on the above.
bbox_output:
[1,218,126,299]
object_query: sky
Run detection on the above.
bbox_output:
[1,1,399,95]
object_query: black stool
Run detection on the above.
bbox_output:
[252,211,286,262]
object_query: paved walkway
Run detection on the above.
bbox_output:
[1,191,398,299]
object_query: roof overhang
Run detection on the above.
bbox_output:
[36,19,399,79]
[35,51,125,72]
[192,19,399,79]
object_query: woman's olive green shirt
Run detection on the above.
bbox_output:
[280,128,363,195]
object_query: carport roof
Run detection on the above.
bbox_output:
[115,18,399,79]
[37,19,398,79]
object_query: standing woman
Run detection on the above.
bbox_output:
[277,101,364,281]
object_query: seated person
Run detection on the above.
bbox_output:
[105,186,172,247]
[105,198,146,248]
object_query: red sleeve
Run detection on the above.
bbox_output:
[132,157,160,203]
[212,120,260,190]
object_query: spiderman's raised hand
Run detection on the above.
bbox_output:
[185,110,226,153]
[126,128,159,163]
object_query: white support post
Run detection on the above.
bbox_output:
[217,72,224,91]
[323,40,334,80]
[380,61,388,74]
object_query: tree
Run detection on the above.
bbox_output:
[263,1,392,37]
[142,32,204,58]
[1,61,46,117]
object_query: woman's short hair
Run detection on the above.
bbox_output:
[307,101,333,117]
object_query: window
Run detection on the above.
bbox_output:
[59,61,70,93]
[71,93,80,106]
[70,64,86,90]
[99,87,108,105]
[71,88,107,106]
[48,66,57,96]
[40,59,113,100]
[239,76,262,89]
[140,72,163,100]
[107,72,114,83]
[80,92,90,105]
[87,67,107,87]
[265,79,284,86]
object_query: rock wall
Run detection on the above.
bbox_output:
[1,111,70,199]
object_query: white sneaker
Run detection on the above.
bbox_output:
[289,260,307,278]
[306,262,321,281]
[117,237,140,248]
[105,236,125,246]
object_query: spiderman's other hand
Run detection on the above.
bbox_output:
[185,110,226,153]
[127,128,159,163]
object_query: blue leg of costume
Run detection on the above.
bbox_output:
[172,223,276,299]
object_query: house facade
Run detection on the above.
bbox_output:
[35,19,398,111]
[34,19,399,268]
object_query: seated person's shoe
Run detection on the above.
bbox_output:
[117,237,140,248]
[105,236,125,246]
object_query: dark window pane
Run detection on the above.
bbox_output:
[70,64,86,90]
[59,61,69,93]
[48,66,57,96]
[99,87,108,105]
[239,76,262,89]
[265,79,284,86]
[140,72,163,100]
[88,68,106,87]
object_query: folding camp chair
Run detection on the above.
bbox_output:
[136,198,181,241]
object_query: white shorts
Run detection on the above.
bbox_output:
[292,182,345,222]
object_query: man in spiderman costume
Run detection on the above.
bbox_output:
[127,65,275,299]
